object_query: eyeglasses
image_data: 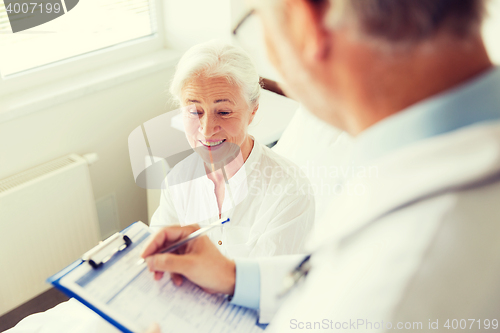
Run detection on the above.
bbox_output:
[232,9,256,36]
[233,0,324,36]
[230,8,287,97]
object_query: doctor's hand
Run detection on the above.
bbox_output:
[144,323,160,333]
[140,225,236,295]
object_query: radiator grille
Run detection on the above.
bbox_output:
[0,153,101,316]
[0,155,80,194]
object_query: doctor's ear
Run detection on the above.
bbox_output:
[283,0,331,62]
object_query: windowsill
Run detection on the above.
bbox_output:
[0,49,182,124]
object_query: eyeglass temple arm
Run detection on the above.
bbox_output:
[232,9,256,35]
[261,77,287,98]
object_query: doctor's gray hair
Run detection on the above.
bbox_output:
[325,0,487,43]
[170,40,261,107]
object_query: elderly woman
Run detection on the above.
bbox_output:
[150,40,314,258]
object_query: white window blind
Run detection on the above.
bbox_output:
[0,0,157,77]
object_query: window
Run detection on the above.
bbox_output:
[0,0,159,78]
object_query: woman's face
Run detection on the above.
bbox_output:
[181,76,257,166]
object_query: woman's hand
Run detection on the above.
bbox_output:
[140,225,236,295]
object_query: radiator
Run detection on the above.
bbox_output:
[0,154,101,316]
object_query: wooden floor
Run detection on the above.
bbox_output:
[0,288,69,332]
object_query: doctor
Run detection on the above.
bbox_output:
[143,0,500,331]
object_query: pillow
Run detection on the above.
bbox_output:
[273,104,354,221]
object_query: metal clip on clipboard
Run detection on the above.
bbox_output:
[82,233,133,269]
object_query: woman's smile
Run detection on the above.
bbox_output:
[199,139,226,148]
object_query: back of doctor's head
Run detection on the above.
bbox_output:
[323,0,487,44]
[170,40,261,107]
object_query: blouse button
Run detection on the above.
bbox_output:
[218,240,222,245]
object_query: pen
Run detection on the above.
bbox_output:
[137,217,230,265]
[277,254,311,298]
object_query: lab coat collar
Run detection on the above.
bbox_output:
[352,67,500,164]
[307,120,500,251]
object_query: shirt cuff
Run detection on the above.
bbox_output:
[229,258,260,309]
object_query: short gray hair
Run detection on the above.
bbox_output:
[170,40,261,106]
[326,0,487,42]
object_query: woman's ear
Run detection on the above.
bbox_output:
[249,103,259,124]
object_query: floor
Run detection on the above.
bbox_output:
[0,288,69,332]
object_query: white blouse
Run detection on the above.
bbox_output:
[7,142,315,333]
[150,140,315,258]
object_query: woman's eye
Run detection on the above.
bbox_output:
[219,111,231,116]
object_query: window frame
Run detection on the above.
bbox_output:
[0,0,167,97]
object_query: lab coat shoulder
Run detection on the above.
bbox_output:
[308,121,500,248]
[266,121,500,332]
[390,179,500,326]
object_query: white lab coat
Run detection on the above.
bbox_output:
[150,140,315,258]
[258,121,500,331]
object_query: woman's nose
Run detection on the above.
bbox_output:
[199,114,221,137]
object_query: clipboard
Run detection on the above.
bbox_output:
[47,221,264,333]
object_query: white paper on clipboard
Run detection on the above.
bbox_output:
[55,222,264,333]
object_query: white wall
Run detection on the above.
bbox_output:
[0,68,176,231]
[483,0,500,64]
[162,0,232,51]
[160,0,282,81]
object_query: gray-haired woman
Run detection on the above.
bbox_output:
[150,40,314,258]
